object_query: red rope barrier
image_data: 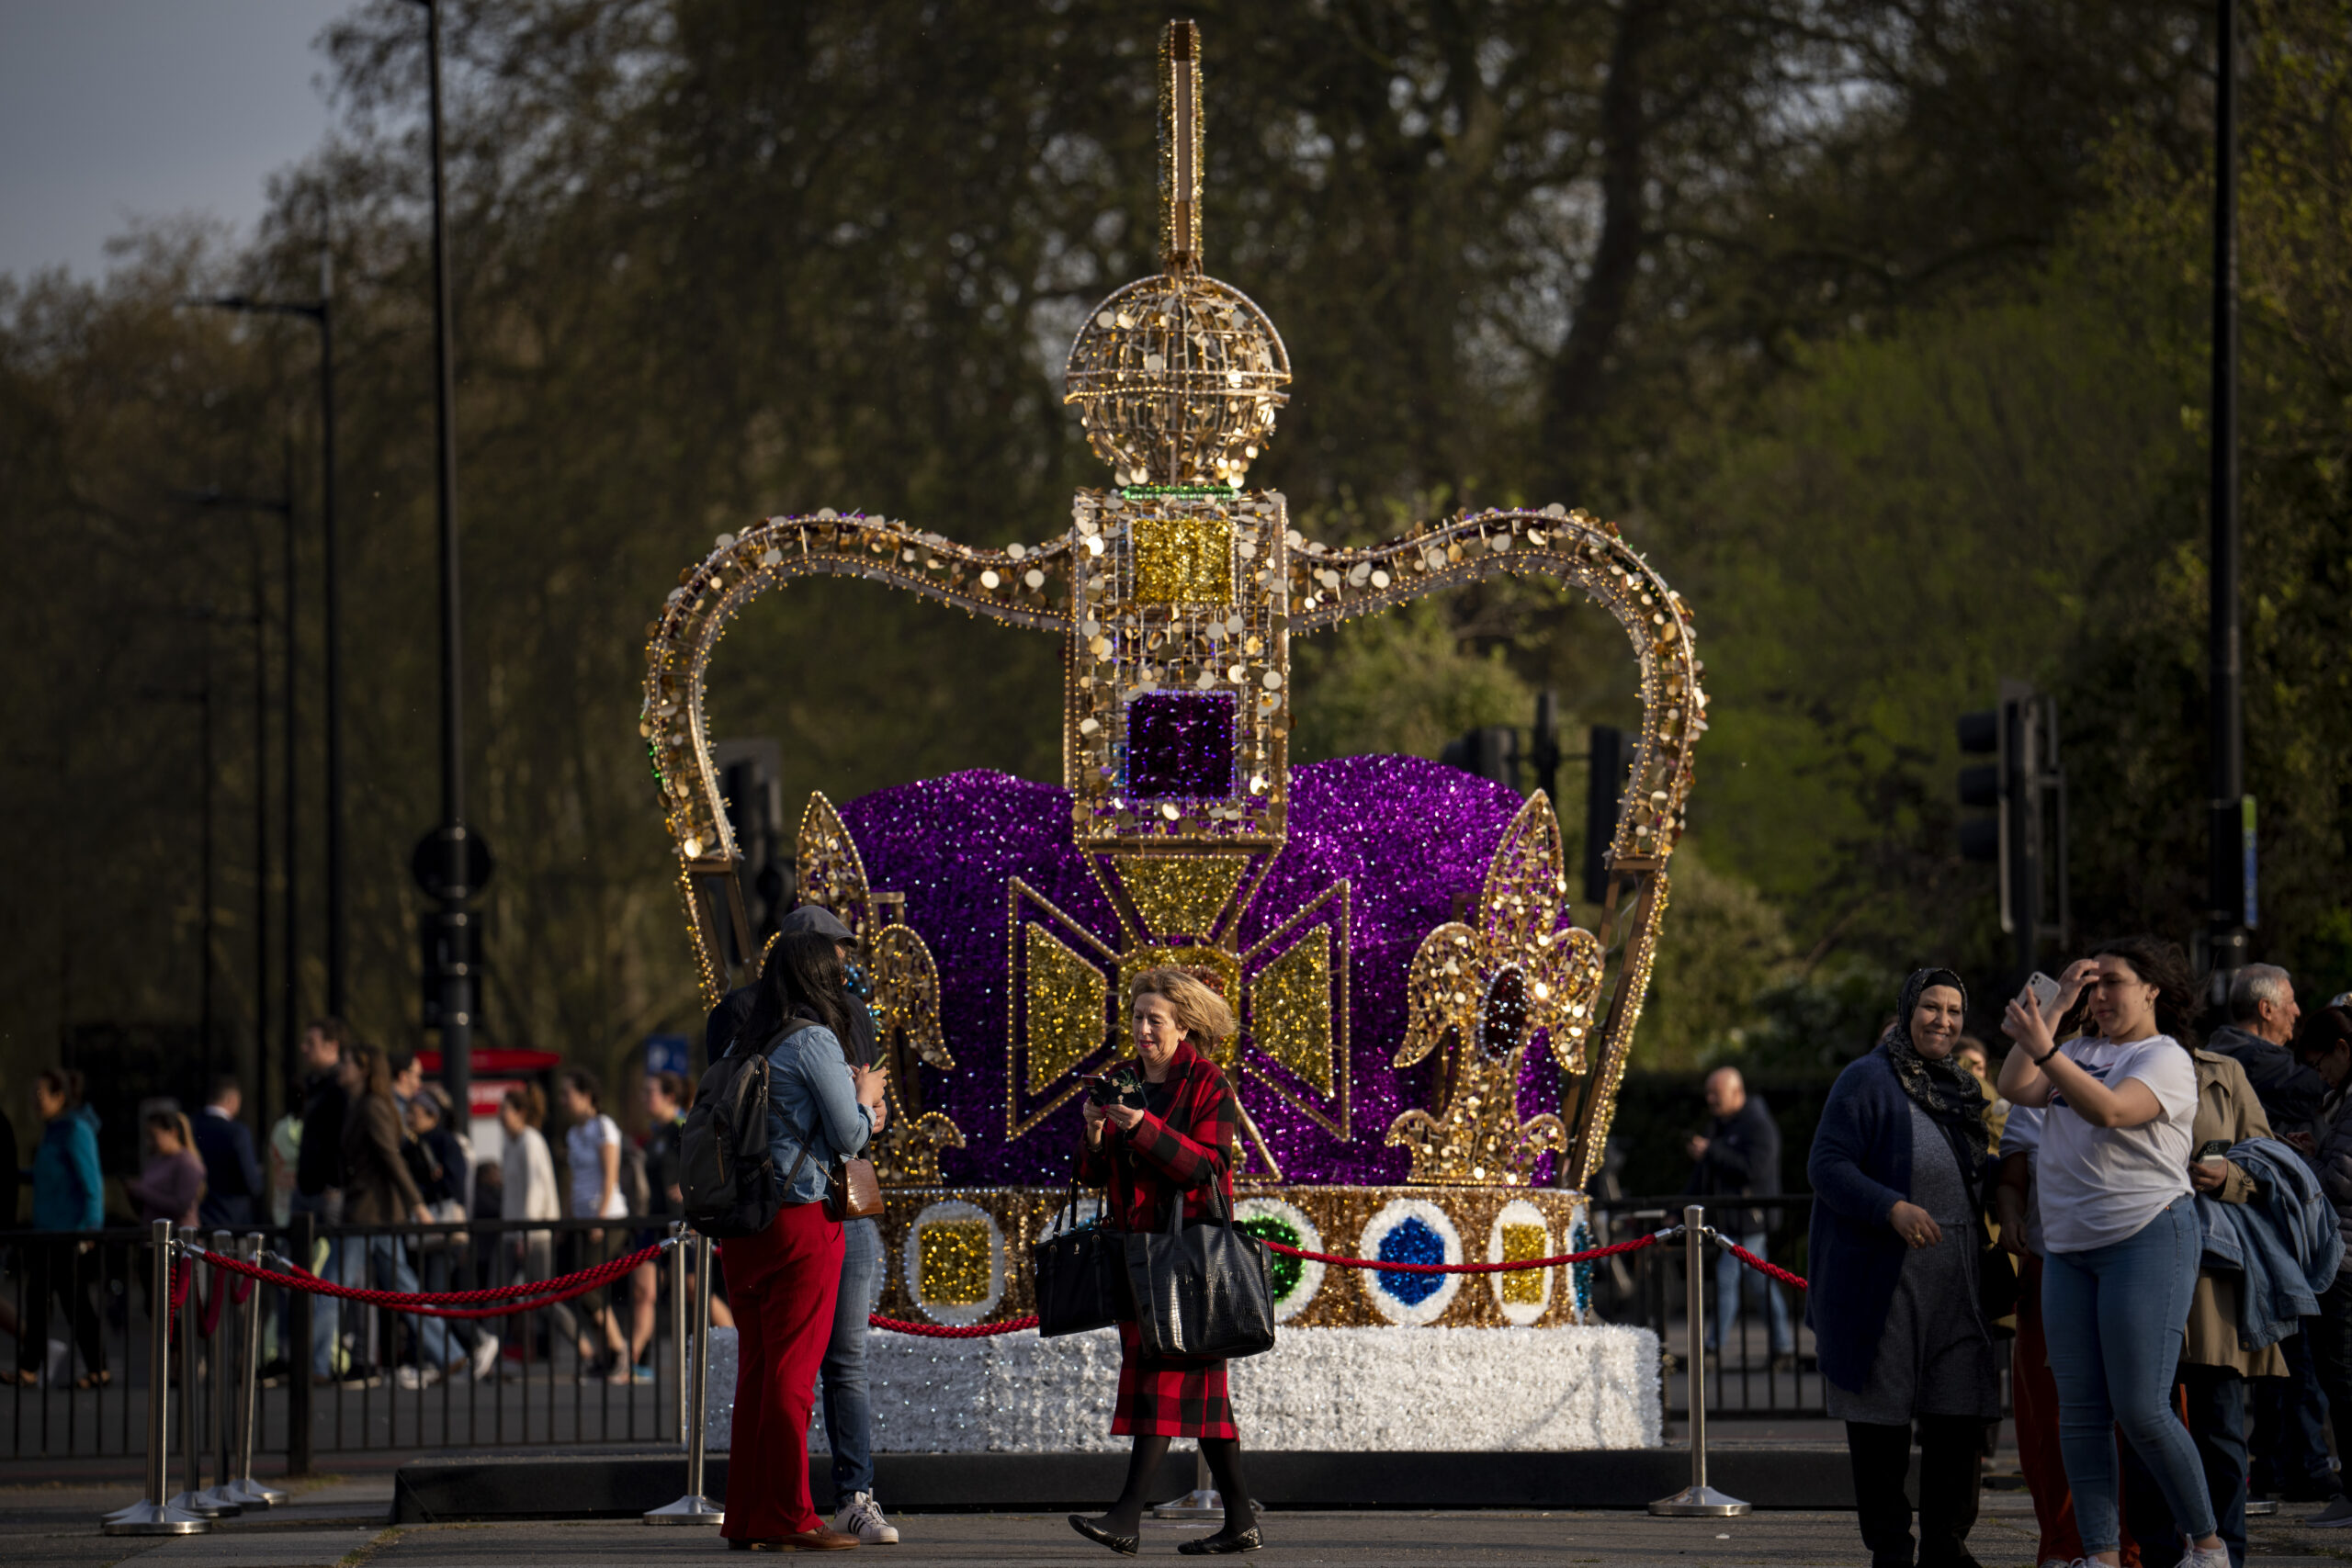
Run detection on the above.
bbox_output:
[186,1240,668,1321]
[198,1271,227,1338]
[168,1258,189,1314]
[1261,1229,1666,1275]
[1718,1236,1808,1292]
[868,1313,1040,1338]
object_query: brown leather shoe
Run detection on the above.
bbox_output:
[749,1527,860,1551]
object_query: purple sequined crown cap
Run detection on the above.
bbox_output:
[834,757,1565,1187]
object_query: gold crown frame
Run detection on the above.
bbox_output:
[636,22,1706,1188]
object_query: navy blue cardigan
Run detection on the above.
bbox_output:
[1806,1046,1983,1393]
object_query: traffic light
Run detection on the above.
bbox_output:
[1582,725,1626,908]
[1956,682,2068,975]
[713,738,790,949]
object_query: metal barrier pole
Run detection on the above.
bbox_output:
[1650,1205,1748,1517]
[644,1234,723,1525]
[197,1231,244,1514]
[668,1223,688,1447]
[229,1234,288,1507]
[288,1211,313,1476]
[167,1227,234,1517]
[103,1222,209,1535]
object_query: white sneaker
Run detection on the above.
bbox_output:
[2311,1493,2352,1527]
[2180,1545,2230,1568]
[469,1333,502,1382]
[394,1363,444,1391]
[831,1492,899,1544]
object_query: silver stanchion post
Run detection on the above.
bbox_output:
[227,1234,288,1507]
[197,1231,245,1514]
[103,1221,209,1535]
[168,1227,235,1518]
[668,1223,689,1447]
[644,1234,724,1525]
[1650,1205,1748,1517]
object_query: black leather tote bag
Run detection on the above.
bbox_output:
[1123,1180,1276,1361]
[1031,1168,1124,1338]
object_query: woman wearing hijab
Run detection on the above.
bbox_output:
[1809,968,2000,1568]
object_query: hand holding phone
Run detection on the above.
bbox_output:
[2019,971,2063,1025]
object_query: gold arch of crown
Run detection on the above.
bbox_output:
[633,20,1706,1190]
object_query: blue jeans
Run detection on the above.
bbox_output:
[2042,1195,2215,1553]
[2121,1364,2247,1568]
[819,1217,882,1505]
[1707,1229,1793,1355]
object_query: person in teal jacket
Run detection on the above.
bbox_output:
[18,1069,107,1385]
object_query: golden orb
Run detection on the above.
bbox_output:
[1063,273,1291,488]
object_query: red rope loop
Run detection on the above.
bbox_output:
[1717,1236,1808,1292]
[186,1238,671,1320]
[198,1270,228,1338]
[168,1258,190,1314]
[867,1313,1040,1338]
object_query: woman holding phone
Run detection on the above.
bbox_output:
[1070,967,1257,1558]
[1998,936,2226,1568]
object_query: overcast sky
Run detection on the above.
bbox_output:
[0,0,360,281]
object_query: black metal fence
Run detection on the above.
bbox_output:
[1591,1194,2013,1420]
[2,1216,691,1466]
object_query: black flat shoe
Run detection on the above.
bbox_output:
[1178,1524,1263,1555]
[1069,1514,1140,1556]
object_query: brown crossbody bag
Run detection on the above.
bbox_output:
[825,1018,885,1222]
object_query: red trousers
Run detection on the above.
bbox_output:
[2016,1252,2141,1567]
[718,1201,843,1542]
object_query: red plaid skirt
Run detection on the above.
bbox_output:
[1112,1319,1236,1438]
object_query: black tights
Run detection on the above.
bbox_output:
[1094,1435,1257,1538]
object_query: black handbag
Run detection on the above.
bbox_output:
[1123,1179,1276,1362]
[1031,1168,1124,1338]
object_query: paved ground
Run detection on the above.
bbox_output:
[10,1480,2352,1568]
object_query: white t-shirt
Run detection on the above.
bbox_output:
[2034,1035,2199,1254]
[1997,1104,2046,1258]
[566,1114,628,1219]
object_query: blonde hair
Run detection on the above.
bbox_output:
[1128,966,1237,1049]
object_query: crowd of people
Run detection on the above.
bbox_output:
[4,1026,704,1397]
[1777,947,2352,1568]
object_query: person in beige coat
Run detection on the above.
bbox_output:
[2118,1047,2275,1567]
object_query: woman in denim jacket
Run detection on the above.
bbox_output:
[718,930,888,1553]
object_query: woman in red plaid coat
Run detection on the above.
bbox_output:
[1069,967,1261,1558]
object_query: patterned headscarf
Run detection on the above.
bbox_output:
[1878,967,1985,1140]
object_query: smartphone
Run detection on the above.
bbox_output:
[2195,1138,2231,1170]
[2020,971,2062,1022]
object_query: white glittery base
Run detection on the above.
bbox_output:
[703,1323,1661,1452]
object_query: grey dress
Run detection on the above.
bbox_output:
[1825,1103,1999,1423]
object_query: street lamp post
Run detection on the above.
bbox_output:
[189,253,343,1027]
[185,490,292,1102]
[2207,0,2251,995]
[411,0,477,1118]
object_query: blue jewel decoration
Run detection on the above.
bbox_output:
[1375,1216,1445,1305]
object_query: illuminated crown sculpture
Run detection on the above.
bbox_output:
[639,22,1705,1336]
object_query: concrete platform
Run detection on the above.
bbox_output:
[389,1443,1881,1520]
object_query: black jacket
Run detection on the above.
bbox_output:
[192,1108,264,1226]
[296,1072,347,1197]
[1686,1093,1783,1235]
[2208,1024,2329,1149]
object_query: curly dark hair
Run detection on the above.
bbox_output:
[2086,934,2200,1048]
